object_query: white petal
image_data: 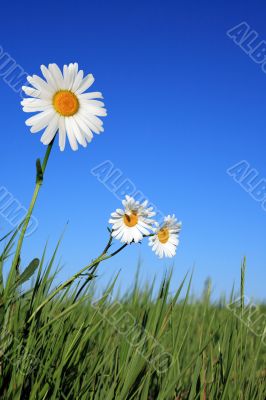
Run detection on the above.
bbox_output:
[28,75,53,93]
[79,92,103,100]
[74,115,93,143]
[58,117,66,151]
[26,109,54,133]
[21,98,51,108]
[72,70,84,92]
[81,104,107,117]
[76,74,95,94]
[40,65,58,91]
[23,105,51,113]
[26,110,48,126]
[68,64,76,91]
[69,117,87,147]
[48,63,64,89]
[85,99,105,108]
[63,65,70,89]
[65,117,78,151]
[22,86,41,98]
[40,114,59,145]
[78,110,104,134]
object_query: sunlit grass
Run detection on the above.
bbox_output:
[0,233,265,399]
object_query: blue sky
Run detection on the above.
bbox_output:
[0,0,265,300]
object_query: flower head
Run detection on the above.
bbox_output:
[21,63,107,151]
[149,215,181,258]
[109,196,156,244]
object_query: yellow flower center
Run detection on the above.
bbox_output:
[158,228,170,244]
[123,212,138,227]
[53,90,79,116]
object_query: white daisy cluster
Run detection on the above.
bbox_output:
[109,196,182,258]
[21,63,106,151]
[20,63,182,259]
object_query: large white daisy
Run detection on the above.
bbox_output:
[109,196,156,244]
[21,63,107,151]
[149,215,181,258]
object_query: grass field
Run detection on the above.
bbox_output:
[0,233,265,400]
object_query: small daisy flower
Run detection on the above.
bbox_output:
[109,196,156,244]
[149,215,181,258]
[21,63,107,151]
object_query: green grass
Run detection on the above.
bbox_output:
[0,233,265,399]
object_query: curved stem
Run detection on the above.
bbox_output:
[27,237,129,322]
[27,233,154,322]
[74,234,114,301]
[5,140,55,297]
[109,243,128,257]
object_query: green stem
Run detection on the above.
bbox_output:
[27,234,154,323]
[5,140,55,296]
[27,238,129,323]
[27,231,154,323]
[74,234,114,301]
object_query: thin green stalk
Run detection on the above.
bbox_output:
[27,233,153,322]
[27,239,128,323]
[241,257,246,311]
[74,233,114,301]
[5,139,55,297]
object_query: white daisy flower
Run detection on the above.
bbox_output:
[149,215,181,258]
[109,195,156,244]
[21,63,107,151]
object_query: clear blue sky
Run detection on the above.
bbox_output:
[0,0,265,300]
